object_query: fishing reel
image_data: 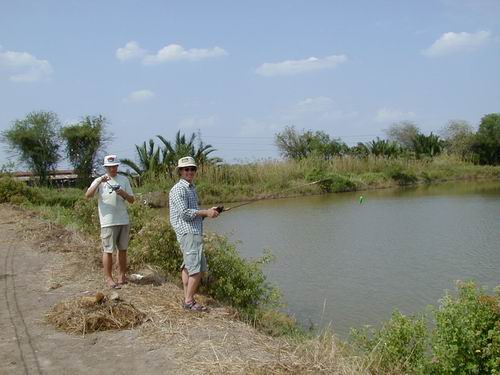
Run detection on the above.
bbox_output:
[106,182,121,193]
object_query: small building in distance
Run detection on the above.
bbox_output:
[13,169,78,187]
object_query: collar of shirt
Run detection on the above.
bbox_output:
[179,178,194,188]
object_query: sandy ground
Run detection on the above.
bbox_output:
[0,204,307,375]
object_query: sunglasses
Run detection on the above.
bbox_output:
[182,167,197,172]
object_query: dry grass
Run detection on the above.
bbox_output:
[8,203,372,374]
[47,292,145,335]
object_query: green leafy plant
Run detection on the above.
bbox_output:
[0,176,41,204]
[386,165,418,185]
[202,233,280,311]
[430,281,500,374]
[351,310,428,374]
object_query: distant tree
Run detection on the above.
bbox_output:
[412,132,443,158]
[275,126,347,160]
[440,120,476,160]
[366,138,403,158]
[1,111,61,186]
[60,115,108,187]
[385,121,420,151]
[473,113,500,165]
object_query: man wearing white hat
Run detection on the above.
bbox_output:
[85,154,135,289]
[169,156,219,312]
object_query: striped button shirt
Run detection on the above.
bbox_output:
[169,178,203,238]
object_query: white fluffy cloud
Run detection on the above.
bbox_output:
[116,41,227,65]
[143,44,227,65]
[115,41,146,62]
[422,31,492,57]
[256,55,347,76]
[375,108,416,123]
[0,48,52,82]
[124,89,155,103]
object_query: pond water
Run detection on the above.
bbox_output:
[205,180,500,337]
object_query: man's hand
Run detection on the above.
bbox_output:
[116,188,135,203]
[100,175,110,183]
[206,207,219,218]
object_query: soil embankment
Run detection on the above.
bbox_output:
[0,204,301,375]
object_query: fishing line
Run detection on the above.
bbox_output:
[215,179,328,213]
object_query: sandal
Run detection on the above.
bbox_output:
[183,300,208,312]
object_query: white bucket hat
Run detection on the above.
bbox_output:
[176,156,197,170]
[103,154,120,167]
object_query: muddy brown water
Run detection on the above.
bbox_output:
[204,180,500,337]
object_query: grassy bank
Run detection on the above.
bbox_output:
[133,155,500,205]
[2,171,500,373]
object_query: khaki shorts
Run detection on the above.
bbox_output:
[179,233,207,275]
[101,225,130,253]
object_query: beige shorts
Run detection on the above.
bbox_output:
[179,233,207,275]
[101,225,130,253]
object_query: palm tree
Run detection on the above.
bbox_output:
[157,131,221,176]
[121,139,162,183]
[366,138,402,157]
[412,132,443,158]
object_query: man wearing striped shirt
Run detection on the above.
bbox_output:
[169,156,219,312]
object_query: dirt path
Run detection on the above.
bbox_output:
[0,205,182,374]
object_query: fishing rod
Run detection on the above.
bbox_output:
[215,179,327,213]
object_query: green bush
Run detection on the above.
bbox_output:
[306,168,357,193]
[128,216,182,275]
[0,176,41,203]
[129,219,279,312]
[32,187,82,208]
[386,165,418,185]
[430,281,500,374]
[73,197,100,232]
[351,310,428,374]
[202,233,280,311]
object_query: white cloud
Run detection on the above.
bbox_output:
[178,115,217,130]
[422,31,492,57]
[375,108,416,123]
[116,41,146,62]
[142,44,227,65]
[124,89,155,103]
[0,48,52,82]
[256,54,347,76]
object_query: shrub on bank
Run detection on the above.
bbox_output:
[351,282,500,374]
[0,176,41,204]
[430,281,500,374]
[202,233,280,311]
[306,168,357,193]
[129,217,280,312]
[128,216,182,276]
[386,165,418,185]
[351,310,428,374]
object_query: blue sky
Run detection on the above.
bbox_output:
[1,0,499,166]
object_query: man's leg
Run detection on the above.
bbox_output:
[117,250,127,284]
[102,252,115,287]
[185,272,202,304]
[182,267,189,300]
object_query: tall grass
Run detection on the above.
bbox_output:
[134,155,500,204]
